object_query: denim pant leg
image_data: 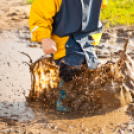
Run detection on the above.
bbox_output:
[59,63,81,83]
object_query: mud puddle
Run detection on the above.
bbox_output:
[0,31,134,134]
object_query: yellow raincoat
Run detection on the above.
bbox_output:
[29,0,107,61]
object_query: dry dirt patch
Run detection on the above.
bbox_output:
[0,0,30,31]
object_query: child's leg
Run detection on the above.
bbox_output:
[59,62,80,83]
[56,62,86,112]
[56,63,81,112]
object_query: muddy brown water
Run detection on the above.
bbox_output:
[0,31,134,134]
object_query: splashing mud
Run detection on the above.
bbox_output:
[22,39,134,114]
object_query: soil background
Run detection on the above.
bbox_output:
[0,1,134,134]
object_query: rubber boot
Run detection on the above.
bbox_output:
[56,79,70,112]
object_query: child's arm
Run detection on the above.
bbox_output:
[29,0,61,55]
[101,0,107,10]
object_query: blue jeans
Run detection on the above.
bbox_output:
[59,59,87,83]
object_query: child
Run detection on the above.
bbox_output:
[29,0,107,112]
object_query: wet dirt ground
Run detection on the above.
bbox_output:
[0,30,134,134]
[1,1,134,133]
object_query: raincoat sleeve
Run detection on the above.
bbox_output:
[29,0,62,42]
[101,0,107,10]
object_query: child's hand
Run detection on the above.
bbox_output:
[41,38,57,55]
